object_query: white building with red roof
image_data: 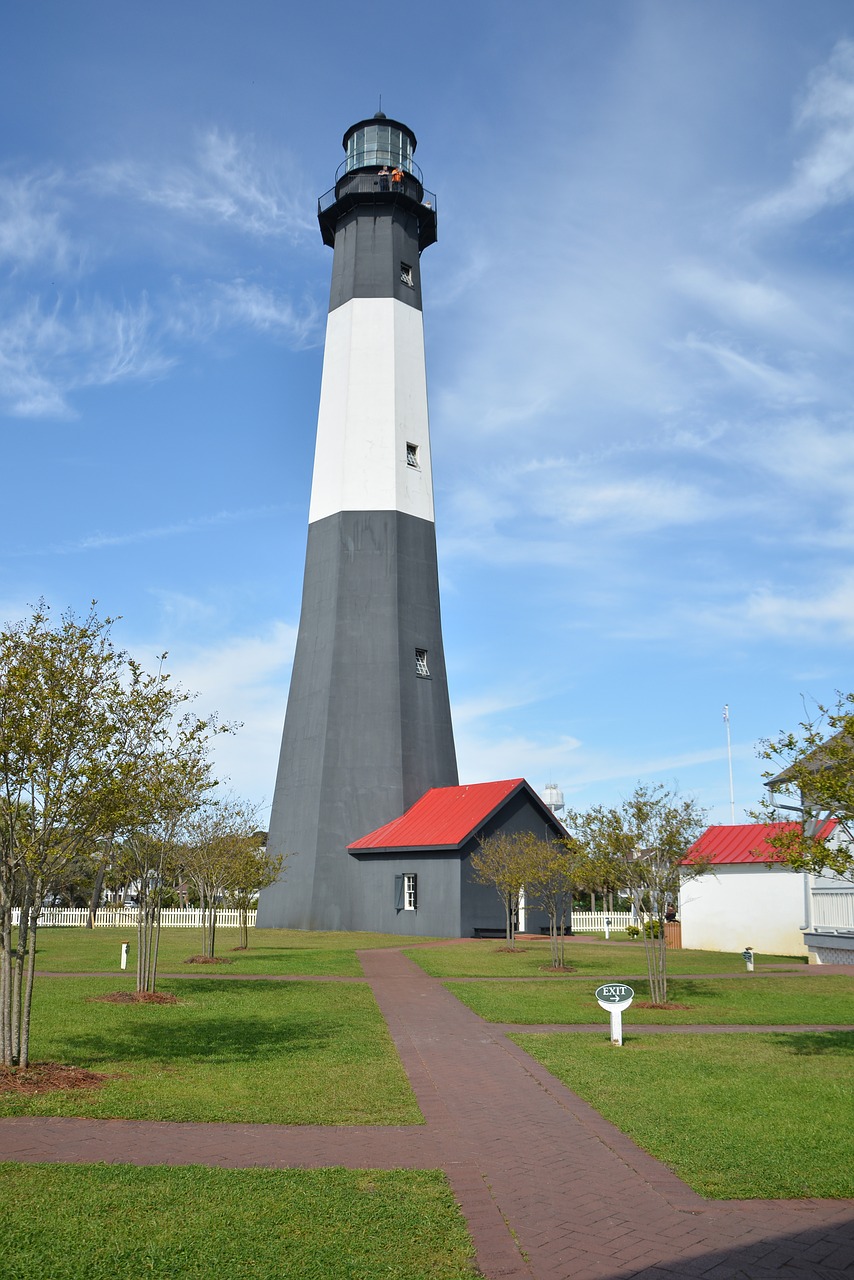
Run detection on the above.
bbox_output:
[680,821,854,960]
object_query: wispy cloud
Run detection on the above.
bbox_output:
[0,171,78,274]
[169,279,323,349]
[677,334,819,404]
[0,293,173,418]
[7,507,281,557]
[91,129,315,241]
[65,507,280,554]
[745,38,854,227]
[700,570,854,645]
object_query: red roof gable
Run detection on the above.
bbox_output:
[349,778,529,851]
[685,821,836,865]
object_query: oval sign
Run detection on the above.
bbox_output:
[595,983,635,1004]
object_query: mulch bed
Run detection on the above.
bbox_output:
[90,991,179,1005]
[184,955,236,965]
[0,1062,110,1095]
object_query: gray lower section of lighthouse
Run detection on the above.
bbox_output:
[257,508,458,931]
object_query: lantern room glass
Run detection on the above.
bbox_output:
[345,124,413,174]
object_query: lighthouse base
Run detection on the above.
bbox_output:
[257,508,457,932]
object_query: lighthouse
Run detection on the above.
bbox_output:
[257,113,458,931]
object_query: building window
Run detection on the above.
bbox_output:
[400,262,414,287]
[415,649,430,678]
[394,872,417,912]
[406,442,419,468]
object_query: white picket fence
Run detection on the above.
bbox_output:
[10,906,257,929]
[519,909,634,932]
[561,911,634,932]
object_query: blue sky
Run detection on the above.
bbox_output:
[3,1,854,827]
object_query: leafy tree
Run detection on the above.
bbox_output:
[182,798,269,958]
[0,603,148,1066]
[523,835,585,968]
[113,702,226,993]
[0,602,229,1063]
[758,693,854,882]
[469,832,530,948]
[568,784,708,1004]
[227,834,282,949]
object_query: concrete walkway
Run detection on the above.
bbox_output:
[2,948,853,1278]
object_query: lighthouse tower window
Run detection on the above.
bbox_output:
[415,649,430,678]
[406,442,420,468]
[400,262,414,288]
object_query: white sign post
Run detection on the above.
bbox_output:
[595,982,634,1046]
[120,942,129,971]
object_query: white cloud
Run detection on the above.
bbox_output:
[454,728,583,788]
[671,262,827,345]
[63,508,278,554]
[0,293,174,418]
[92,129,315,242]
[169,279,323,349]
[143,622,298,816]
[700,571,854,645]
[677,335,818,404]
[0,171,77,273]
[746,39,854,227]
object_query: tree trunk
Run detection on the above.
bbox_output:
[641,911,668,1004]
[19,904,39,1069]
[238,907,248,949]
[200,889,210,958]
[150,905,162,993]
[209,903,217,959]
[504,893,515,948]
[87,862,107,928]
[10,884,30,1065]
[0,894,12,1066]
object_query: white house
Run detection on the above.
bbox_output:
[680,822,853,961]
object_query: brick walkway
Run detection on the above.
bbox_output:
[2,948,853,1278]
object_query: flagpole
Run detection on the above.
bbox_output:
[723,705,735,824]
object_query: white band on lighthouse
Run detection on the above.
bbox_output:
[308,297,435,525]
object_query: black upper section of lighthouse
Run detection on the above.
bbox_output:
[317,112,438,255]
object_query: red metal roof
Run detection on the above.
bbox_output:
[349,778,527,850]
[685,821,836,865]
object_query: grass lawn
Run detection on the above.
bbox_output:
[31,927,418,977]
[0,977,420,1124]
[405,939,804,978]
[511,1030,854,1199]
[0,1164,477,1279]
[444,974,854,1024]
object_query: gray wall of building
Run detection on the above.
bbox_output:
[257,508,458,931]
[458,791,557,937]
[348,852,461,937]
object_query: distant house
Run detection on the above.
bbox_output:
[347,777,564,937]
[680,822,841,958]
